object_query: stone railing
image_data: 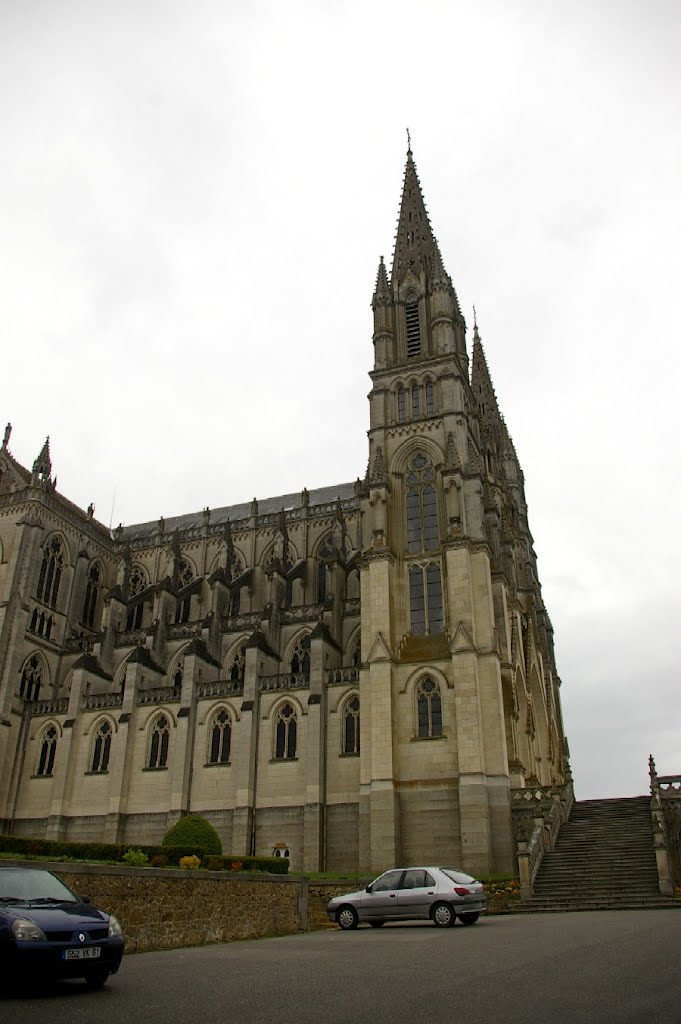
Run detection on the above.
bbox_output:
[63,635,97,654]
[260,673,310,692]
[81,692,124,711]
[326,666,359,685]
[512,781,574,900]
[196,680,244,700]
[115,629,147,648]
[166,623,201,641]
[29,697,69,716]
[649,755,680,894]
[137,686,182,706]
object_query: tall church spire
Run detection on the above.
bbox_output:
[390,146,442,286]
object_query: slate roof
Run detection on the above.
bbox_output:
[120,481,358,541]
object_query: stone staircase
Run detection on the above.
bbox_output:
[525,796,678,911]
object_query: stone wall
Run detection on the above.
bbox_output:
[30,861,303,953]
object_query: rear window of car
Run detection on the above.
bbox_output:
[440,868,477,884]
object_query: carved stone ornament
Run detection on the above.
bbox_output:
[370,446,386,484]
[445,432,461,471]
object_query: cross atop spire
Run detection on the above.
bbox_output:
[390,146,442,286]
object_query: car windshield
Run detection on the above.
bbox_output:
[440,868,478,885]
[0,869,78,904]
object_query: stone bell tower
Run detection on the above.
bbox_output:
[357,145,542,875]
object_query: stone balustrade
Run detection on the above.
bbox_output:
[29,696,69,716]
[260,673,310,692]
[82,692,124,710]
[326,667,359,685]
[137,686,182,705]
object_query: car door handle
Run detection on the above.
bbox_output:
[390,893,396,898]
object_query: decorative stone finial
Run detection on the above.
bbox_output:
[2,423,11,448]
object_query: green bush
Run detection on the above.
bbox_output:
[162,816,222,856]
[122,848,149,867]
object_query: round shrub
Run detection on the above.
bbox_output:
[162,815,222,855]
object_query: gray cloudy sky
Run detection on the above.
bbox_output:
[1,0,679,800]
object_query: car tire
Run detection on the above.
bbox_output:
[459,913,479,925]
[83,969,111,990]
[431,902,456,928]
[337,905,359,930]
[369,920,385,928]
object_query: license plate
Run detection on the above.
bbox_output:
[63,947,101,960]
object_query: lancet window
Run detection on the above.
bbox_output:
[148,714,170,769]
[290,636,310,677]
[343,695,360,755]
[406,453,439,552]
[19,655,43,701]
[405,299,421,357]
[37,725,58,776]
[409,563,444,636]
[36,536,64,608]
[416,677,443,738]
[228,643,246,688]
[91,720,112,773]
[317,535,334,603]
[82,562,101,629]
[274,702,297,760]
[209,709,231,764]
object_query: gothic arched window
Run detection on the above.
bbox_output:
[19,655,42,701]
[343,695,360,755]
[409,562,444,636]
[148,714,170,769]
[290,636,310,677]
[406,454,439,553]
[229,644,246,688]
[425,380,435,417]
[128,565,148,597]
[317,536,334,603]
[36,536,64,608]
[417,677,443,738]
[37,725,58,776]
[274,703,297,760]
[82,562,101,629]
[209,709,231,764]
[91,719,112,772]
[411,384,420,420]
[397,386,407,423]
[172,656,184,691]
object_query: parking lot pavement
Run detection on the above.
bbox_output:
[2,910,681,1024]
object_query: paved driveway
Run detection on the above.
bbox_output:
[3,910,680,1024]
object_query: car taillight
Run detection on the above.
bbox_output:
[454,886,471,896]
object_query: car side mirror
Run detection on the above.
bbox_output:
[80,895,91,904]
[365,885,373,893]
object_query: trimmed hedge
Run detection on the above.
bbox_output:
[0,834,288,874]
[162,815,221,856]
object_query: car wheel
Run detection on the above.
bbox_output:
[431,902,456,928]
[369,920,385,928]
[83,968,111,990]
[459,913,479,925]
[337,905,359,930]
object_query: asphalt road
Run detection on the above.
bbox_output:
[3,910,681,1024]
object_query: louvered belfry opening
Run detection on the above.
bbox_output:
[405,300,420,356]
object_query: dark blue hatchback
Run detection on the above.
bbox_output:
[0,866,124,989]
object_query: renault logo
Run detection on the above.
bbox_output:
[78,932,86,943]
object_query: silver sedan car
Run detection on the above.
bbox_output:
[327,866,487,929]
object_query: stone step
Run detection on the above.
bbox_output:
[528,796,662,910]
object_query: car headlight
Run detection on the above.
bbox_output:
[108,914,123,937]
[11,918,46,942]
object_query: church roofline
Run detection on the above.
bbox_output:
[118,481,358,542]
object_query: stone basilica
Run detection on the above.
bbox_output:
[0,149,570,875]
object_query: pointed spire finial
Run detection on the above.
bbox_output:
[406,127,412,154]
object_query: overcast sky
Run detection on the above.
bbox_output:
[1,0,679,801]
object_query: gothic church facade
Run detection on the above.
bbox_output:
[0,150,570,875]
